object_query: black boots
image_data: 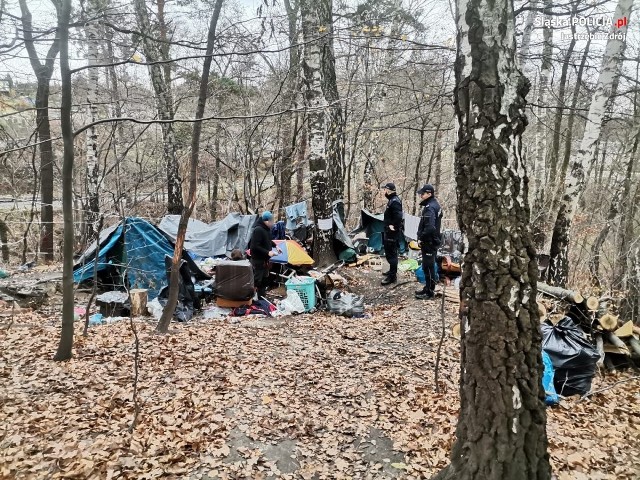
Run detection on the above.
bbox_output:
[415,290,434,300]
[381,276,397,286]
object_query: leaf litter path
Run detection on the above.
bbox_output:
[1,272,639,479]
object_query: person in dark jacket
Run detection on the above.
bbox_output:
[380,182,403,285]
[415,184,442,299]
[249,211,280,299]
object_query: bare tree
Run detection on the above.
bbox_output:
[156,0,225,333]
[53,0,75,361]
[547,0,633,286]
[300,0,338,266]
[132,0,183,215]
[18,0,61,262]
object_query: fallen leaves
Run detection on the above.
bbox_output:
[1,268,639,479]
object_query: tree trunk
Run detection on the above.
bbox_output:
[0,218,9,262]
[589,185,622,288]
[547,0,633,287]
[530,0,553,251]
[316,0,345,202]
[156,0,224,333]
[433,0,551,476]
[54,0,75,362]
[19,0,60,263]
[279,0,300,211]
[300,0,337,267]
[518,0,537,65]
[548,12,577,185]
[559,36,592,183]
[84,0,102,241]
[210,122,222,221]
[132,0,182,215]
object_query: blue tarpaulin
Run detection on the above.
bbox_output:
[73,217,208,298]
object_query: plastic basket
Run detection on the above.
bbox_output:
[285,276,316,312]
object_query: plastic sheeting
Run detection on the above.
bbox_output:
[327,289,365,317]
[73,217,208,299]
[352,209,407,254]
[158,213,258,258]
[542,351,559,405]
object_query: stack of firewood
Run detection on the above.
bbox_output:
[537,282,640,367]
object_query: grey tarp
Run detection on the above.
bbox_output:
[158,213,258,258]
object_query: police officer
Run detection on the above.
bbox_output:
[380,182,403,286]
[415,184,442,299]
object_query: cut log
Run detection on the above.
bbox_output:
[603,331,630,355]
[594,333,605,368]
[629,337,640,357]
[537,301,547,322]
[452,323,461,339]
[598,313,618,331]
[614,320,634,338]
[537,282,583,303]
[585,296,599,311]
[129,289,148,317]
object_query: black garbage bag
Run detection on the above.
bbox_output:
[158,256,199,322]
[541,317,600,396]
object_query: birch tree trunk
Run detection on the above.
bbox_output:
[132,0,182,214]
[18,0,60,262]
[518,0,537,65]
[547,0,633,286]
[531,0,552,251]
[300,0,337,267]
[433,0,550,476]
[84,0,102,241]
[361,15,400,211]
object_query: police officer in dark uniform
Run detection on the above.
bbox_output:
[381,182,403,286]
[415,184,442,299]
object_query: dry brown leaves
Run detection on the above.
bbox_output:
[1,271,639,479]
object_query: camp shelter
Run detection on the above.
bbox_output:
[354,209,407,254]
[158,213,258,258]
[73,217,208,298]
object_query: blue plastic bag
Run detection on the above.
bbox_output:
[415,265,425,284]
[542,351,559,405]
[414,264,440,284]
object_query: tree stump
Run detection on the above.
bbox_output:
[130,289,148,317]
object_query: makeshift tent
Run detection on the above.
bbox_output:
[354,209,407,254]
[271,240,314,266]
[158,213,258,258]
[73,217,208,298]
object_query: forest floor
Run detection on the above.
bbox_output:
[1,265,639,479]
